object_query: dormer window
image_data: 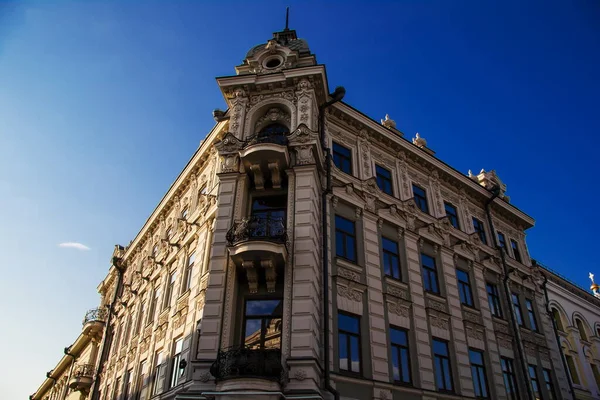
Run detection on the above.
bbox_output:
[264,57,282,69]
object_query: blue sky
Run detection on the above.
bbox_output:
[0,1,598,398]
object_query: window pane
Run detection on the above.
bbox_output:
[339,313,359,333]
[345,236,356,261]
[469,349,483,365]
[433,340,448,356]
[391,328,407,346]
[400,348,411,383]
[339,334,348,370]
[350,336,360,372]
[245,300,282,316]
[244,319,262,348]
[335,215,354,233]
[443,359,453,390]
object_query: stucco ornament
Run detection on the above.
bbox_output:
[412,132,427,148]
[380,114,396,130]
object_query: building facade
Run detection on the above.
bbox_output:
[542,263,600,400]
[30,26,593,400]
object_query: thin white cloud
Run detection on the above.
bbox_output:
[58,242,91,251]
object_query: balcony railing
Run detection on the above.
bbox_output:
[244,132,288,147]
[73,363,95,379]
[210,346,283,382]
[226,216,286,246]
[82,308,107,326]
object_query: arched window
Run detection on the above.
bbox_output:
[255,123,289,145]
[576,318,588,341]
[552,308,565,332]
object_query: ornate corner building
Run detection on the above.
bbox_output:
[30,25,599,400]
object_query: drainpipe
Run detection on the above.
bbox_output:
[539,266,575,399]
[62,346,76,400]
[484,189,534,400]
[318,86,346,400]
[90,252,125,400]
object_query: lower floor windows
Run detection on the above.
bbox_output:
[469,349,489,398]
[528,365,541,400]
[338,312,361,374]
[390,327,411,384]
[543,368,556,400]
[243,299,283,350]
[432,338,453,392]
[565,355,581,385]
[501,357,519,400]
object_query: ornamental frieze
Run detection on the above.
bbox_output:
[426,297,449,314]
[462,309,484,326]
[337,267,361,283]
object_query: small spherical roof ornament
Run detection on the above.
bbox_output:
[590,273,600,297]
[381,114,396,130]
[412,132,427,148]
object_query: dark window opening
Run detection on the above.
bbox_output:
[390,327,411,384]
[457,269,474,307]
[413,184,429,213]
[433,339,453,392]
[382,237,401,280]
[338,312,361,374]
[333,143,353,174]
[421,253,440,294]
[336,215,357,262]
[243,299,283,350]
[487,283,503,318]
[376,165,393,195]
[469,349,489,398]
[444,202,460,229]
[472,218,487,245]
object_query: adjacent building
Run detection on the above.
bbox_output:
[31,25,596,400]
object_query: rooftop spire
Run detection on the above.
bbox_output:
[285,7,290,31]
[273,7,297,44]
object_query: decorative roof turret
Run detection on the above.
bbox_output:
[236,9,315,75]
[590,273,600,298]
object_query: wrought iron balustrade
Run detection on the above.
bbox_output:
[226,216,286,246]
[244,132,289,147]
[82,307,107,326]
[209,346,283,381]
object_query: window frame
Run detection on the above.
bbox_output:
[510,239,522,262]
[412,184,429,214]
[472,217,488,245]
[335,215,358,263]
[375,164,393,195]
[457,269,475,307]
[242,298,283,350]
[486,283,503,318]
[332,142,353,175]
[432,338,453,393]
[565,354,581,385]
[382,236,401,280]
[444,202,460,229]
[501,357,519,400]
[512,293,524,327]
[421,253,440,295]
[182,251,195,293]
[469,349,490,399]
[543,368,556,400]
[338,312,362,375]
[528,365,542,399]
[525,298,539,332]
[164,270,177,310]
[497,231,507,253]
[389,326,412,385]
[169,338,184,388]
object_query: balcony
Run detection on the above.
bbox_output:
[226,216,287,270]
[68,363,94,391]
[210,346,283,382]
[240,132,290,190]
[82,308,107,336]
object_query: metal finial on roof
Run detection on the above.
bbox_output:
[285,7,290,31]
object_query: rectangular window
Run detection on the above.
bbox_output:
[510,239,522,262]
[148,286,161,326]
[335,215,357,262]
[543,368,556,400]
[164,271,177,309]
[170,338,184,388]
[469,349,489,398]
[114,377,121,400]
[412,184,429,213]
[123,369,133,400]
[122,314,133,347]
[566,355,580,384]
[338,312,361,374]
[526,299,538,332]
[444,202,460,229]
[183,252,195,292]
[153,352,166,395]
[382,237,401,280]
[433,339,453,392]
[528,365,541,400]
[487,283,503,318]
[135,301,146,336]
[243,299,283,350]
[138,360,149,400]
[390,327,411,384]
[512,293,524,326]
[501,357,519,400]
[421,254,440,294]
[472,218,487,245]
[113,325,122,354]
[497,232,507,253]
[333,142,353,174]
[376,165,393,195]
[592,364,600,392]
[457,269,474,307]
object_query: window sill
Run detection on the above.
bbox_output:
[336,257,362,272]
[460,303,478,312]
